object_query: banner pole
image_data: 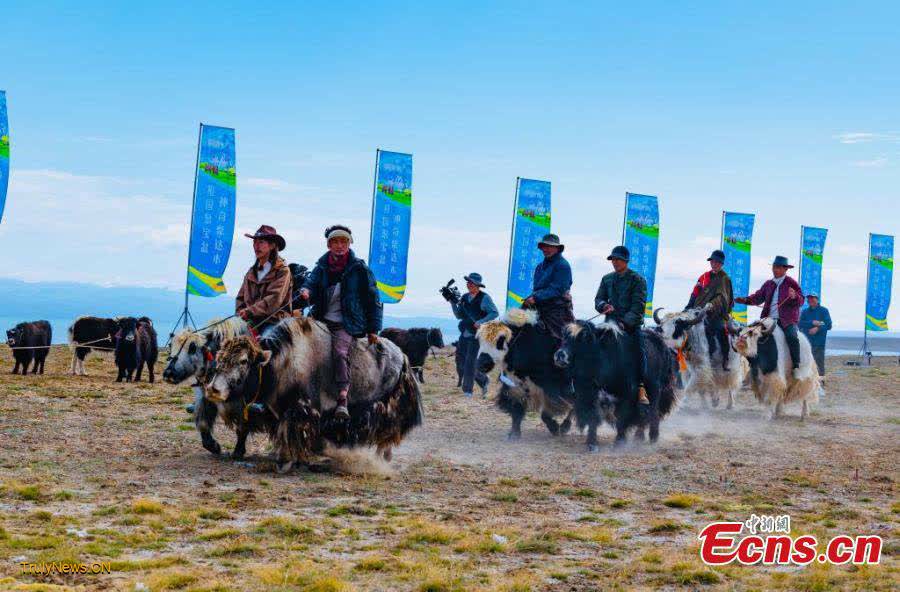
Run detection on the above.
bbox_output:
[368,149,380,261]
[505,178,521,311]
[181,123,203,329]
[621,193,629,245]
[862,233,872,365]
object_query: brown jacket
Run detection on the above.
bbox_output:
[235,257,292,327]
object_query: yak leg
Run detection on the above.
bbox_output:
[585,418,600,452]
[771,401,784,420]
[613,410,630,447]
[726,390,735,410]
[147,362,155,384]
[377,444,393,462]
[508,407,524,440]
[559,410,574,435]
[194,390,221,456]
[800,400,808,422]
[115,366,125,382]
[541,411,561,436]
[134,361,143,382]
[30,357,38,374]
[232,427,250,460]
[69,353,76,375]
[12,359,20,374]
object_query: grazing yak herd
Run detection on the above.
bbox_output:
[3,303,822,470]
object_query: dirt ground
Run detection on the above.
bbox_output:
[0,345,897,591]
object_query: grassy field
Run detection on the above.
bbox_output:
[0,346,897,591]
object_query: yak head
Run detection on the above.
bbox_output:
[554,320,623,375]
[6,325,23,347]
[163,330,209,384]
[116,317,138,345]
[427,327,445,349]
[652,305,708,348]
[735,318,777,358]
[204,336,271,403]
[475,309,536,374]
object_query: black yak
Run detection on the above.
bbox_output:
[68,316,118,376]
[554,320,678,450]
[379,327,444,382]
[7,321,52,375]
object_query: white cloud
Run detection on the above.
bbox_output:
[850,156,888,168]
[834,132,900,144]
[243,177,299,191]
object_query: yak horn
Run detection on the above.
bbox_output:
[653,308,665,325]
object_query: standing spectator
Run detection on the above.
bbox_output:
[799,293,832,380]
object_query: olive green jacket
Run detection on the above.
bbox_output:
[594,268,647,330]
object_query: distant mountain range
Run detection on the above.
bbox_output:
[0,278,460,343]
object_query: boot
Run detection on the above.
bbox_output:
[637,384,650,405]
[334,392,350,420]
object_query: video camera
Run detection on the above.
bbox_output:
[439,278,462,305]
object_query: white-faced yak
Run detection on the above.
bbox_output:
[734,318,819,420]
[475,309,576,440]
[652,306,749,410]
[554,320,678,451]
[205,316,423,473]
[7,320,52,375]
[163,317,250,457]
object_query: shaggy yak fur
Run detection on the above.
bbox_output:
[379,327,444,382]
[476,309,575,440]
[652,306,748,410]
[205,316,423,471]
[554,320,678,450]
[734,318,819,420]
[7,320,52,375]
[163,317,251,456]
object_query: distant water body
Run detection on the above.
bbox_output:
[0,318,896,357]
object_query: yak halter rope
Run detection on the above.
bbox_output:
[242,365,264,421]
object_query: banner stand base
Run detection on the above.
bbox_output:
[167,305,197,347]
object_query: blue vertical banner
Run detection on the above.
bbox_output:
[721,211,755,323]
[369,149,413,303]
[187,124,236,297]
[622,192,659,317]
[799,226,828,309]
[0,90,9,223]
[506,178,551,309]
[865,233,894,332]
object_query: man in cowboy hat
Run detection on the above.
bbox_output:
[522,234,574,343]
[799,292,832,379]
[450,272,499,397]
[594,245,650,405]
[735,255,805,377]
[236,225,292,334]
[686,249,734,370]
[300,225,382,420]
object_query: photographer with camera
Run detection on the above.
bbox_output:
[444,273,498,398]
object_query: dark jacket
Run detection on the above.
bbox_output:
[687,270,733,319]
[452,290,499,336]
[303,250,383,337]
[235,257,293,327]
[799,305,832,348]
[594,268,647,330]
[530,252,573,303]
[741,275,804,327]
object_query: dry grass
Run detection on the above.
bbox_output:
[0,346,897,590]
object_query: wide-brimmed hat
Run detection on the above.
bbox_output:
[707,249,726,263]
[464,272,485,288]
[772,255,794,269]
[325,225,353,243]
[537,233,565,252]
[245,225,286,251]
[607,245,630,262]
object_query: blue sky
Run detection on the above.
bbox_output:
[0,2,898,329]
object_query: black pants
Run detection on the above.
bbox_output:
[458,335,488,393]
[811,345,826,377]
[628,326,648,386]
[782,323,801,370]
[704,317,730,369]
